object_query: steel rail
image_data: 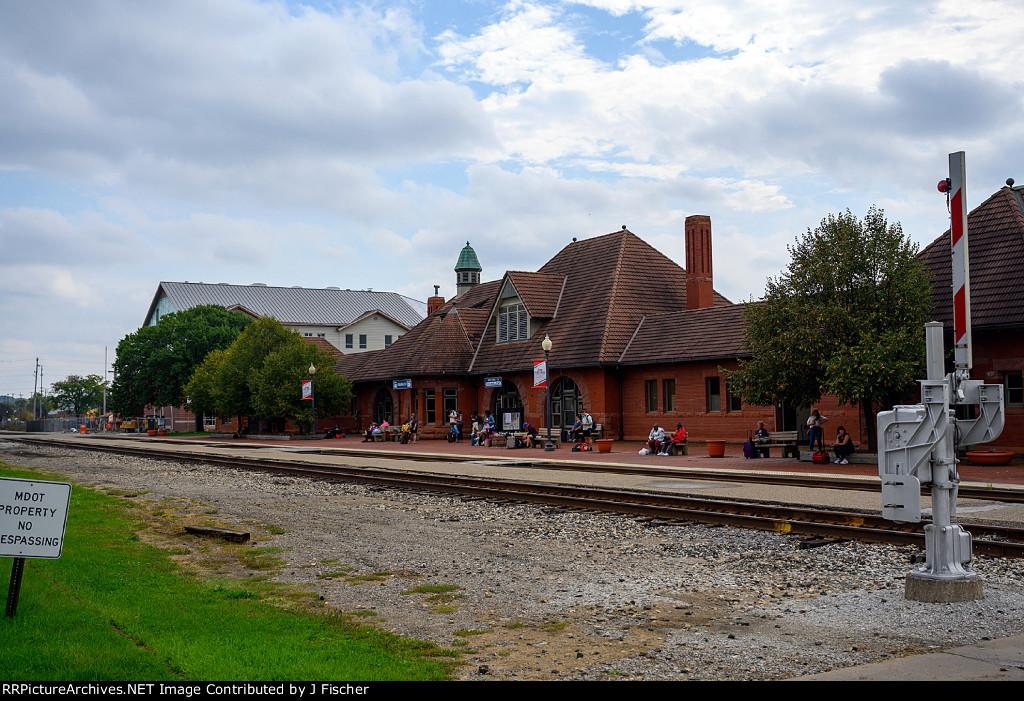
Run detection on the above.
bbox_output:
[8,433,1023,503]
[9,436,1024,558]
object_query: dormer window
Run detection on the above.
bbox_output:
[498,302,528,343]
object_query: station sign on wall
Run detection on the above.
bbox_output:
[0,477,72,559]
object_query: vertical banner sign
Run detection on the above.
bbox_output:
[949,151,972,372]
[301,380,312,400]
[533,359,547,388]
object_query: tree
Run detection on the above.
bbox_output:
[212,316,298,421]
[725,207,931,450]
[110,305,252,416]
[184,317,351,432]
[182,348,226,423]
[252,341,351,433]
[51,374,107,415]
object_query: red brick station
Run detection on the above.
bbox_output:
[207,184,1024,454]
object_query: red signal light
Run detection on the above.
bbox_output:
[938,178,951,193]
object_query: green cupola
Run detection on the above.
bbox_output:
[455,241,482,297]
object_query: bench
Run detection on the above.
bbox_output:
[662,440,688,456]
[530,431,560,449]
[756,430,800,458]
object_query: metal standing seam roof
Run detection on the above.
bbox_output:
[147,282,427,329]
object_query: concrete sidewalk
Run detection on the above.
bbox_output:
[801,634,1024,680]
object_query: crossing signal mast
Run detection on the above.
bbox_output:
[876,152,1004,603]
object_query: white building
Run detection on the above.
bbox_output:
[144,281,426,353]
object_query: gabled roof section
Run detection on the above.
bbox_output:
[337,281,502,382]
[503,271,566,318]
[336,310,411,332]
[619,304,751,365]
[920,186,1024,329]
[144,282,426,329]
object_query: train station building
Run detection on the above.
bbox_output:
[336,183,1024,451]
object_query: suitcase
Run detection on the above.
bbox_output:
[812,451,830,464]
[743,440,756,459]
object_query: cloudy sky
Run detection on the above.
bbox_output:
[2,0,1022,399]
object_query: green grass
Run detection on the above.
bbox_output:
[0,463,458,681]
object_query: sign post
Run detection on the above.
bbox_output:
[1,476,72,617]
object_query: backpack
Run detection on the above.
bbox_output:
[812,451,830,464]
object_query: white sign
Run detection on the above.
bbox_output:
[301,380,312,400]
[533,359,547,388]
[0,477,72,559]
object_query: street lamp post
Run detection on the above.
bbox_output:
[542,335,554,452]
[309,363,316,436]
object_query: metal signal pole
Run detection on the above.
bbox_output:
[877,152,1004,603]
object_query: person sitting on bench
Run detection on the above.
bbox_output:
[522,421,540,448]
[660,423,687,455]
[647,423,665,454]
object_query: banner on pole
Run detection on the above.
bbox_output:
[301,380,312,400]
[533,360,547,388]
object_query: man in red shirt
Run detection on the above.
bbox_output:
[660,423,687,456]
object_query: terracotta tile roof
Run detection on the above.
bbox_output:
[618,304,751,364]
[338,229,736,382]
[504,271,566,318]
[920,186,1024,329]
[302,336,343,359]
[335,280,501,381]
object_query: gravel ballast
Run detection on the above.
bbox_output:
[4,441,1024,681]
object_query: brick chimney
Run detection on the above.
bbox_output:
[685,215,714,310]
[427,285,445,316]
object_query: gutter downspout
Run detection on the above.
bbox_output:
[617,364,625,441]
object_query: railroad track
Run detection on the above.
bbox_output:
[7,435,1024,558]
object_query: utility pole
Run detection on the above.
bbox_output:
[103,346,107,420]
[33,358,39,420]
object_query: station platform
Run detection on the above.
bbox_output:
[173,431,1024,486]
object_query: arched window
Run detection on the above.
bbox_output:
[551,378,579,429]
[493,380,523,431]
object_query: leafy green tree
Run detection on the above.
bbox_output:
[182,348,226,423]
[184,317,351,432]
[252,341,351,433]
[110,305,252,416]
[212,316,298,421]
[725,207,931,449]
[50,374,107,415]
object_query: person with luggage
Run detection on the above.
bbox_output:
[581,410,594,449]
[647,423,665,454]
[476,410,495,445]
[751,420,770,458]
[806,409,827,451]
[833,426,855,464]
[570,413,583,442]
